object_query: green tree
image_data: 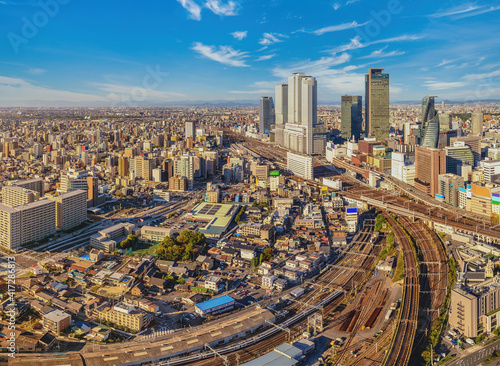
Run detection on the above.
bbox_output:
[262,248,274,262]
[259,253,264,264]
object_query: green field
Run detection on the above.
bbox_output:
[130,241,159,256]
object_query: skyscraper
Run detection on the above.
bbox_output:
[421,95,440,148]
[280,73,325,155]
[365,68,389,142]
[414,146,446,197]
[274,84,288,146]
[341,95,362,141]
[259,96,274,134]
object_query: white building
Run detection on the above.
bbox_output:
[483,160,500,183]
[287,152,313,180]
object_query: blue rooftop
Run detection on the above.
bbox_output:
[195,295,235,311]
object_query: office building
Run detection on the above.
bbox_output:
[11,178,44,197]
[471,112,483,136]
[185,121,195,139]
[483,161,500,183]
[87,176,99,207]
[259,96,274,134]
[1,186,38,207]
[287,152,313,180]
[451,136,481,166]
[280,73,325,155]
[340,95,362,141]
[421,95,440,148]
[130,156,154,181]
[438,173,464,207]
[439,114,452,131]
[118,156,129,177]
[391,152,406,181]
[445,142,474,176]
[365,68,390,142]
[47,190,87,231]
[470,184,492,218]
[414,146,446,197]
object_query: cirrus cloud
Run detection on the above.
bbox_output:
[191,42,249,67]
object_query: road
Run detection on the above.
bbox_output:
[451,340,500,366]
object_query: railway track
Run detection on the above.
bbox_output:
[382,214,419,366]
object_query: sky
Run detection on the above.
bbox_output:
[0,0,499,106]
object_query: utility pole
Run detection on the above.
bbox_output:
[204,343,230,366]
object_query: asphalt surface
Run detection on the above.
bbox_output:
[451,340,500,366]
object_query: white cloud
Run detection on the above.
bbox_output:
[328,34,422,54]
[346,0,360,4]
[176,0,202,20]
[463,70,500,81]
[359,47,404,59]
[422,80,467,90]
[332,3,340,10]
[256,54,276,61]
[309,21,371,36]
[429,4,500,20]
[435,59,455,67]
[259,33,288,46]
[231,31,247,40]
[27,68,47,75]
[205,0,238,16]
[191,42,249,67]
[0,76,105,105]
[430,4,481,18]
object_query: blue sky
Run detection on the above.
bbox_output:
[0,0,499,106]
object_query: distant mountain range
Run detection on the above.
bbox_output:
[2,98,500,108]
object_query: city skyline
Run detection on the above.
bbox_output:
[0,0,499,106]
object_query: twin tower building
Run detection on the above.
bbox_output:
[261,69,391,156]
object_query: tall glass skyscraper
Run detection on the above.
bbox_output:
[341,95,362,142]
[365,68,389,142]
[259,96,274,134]
[421,95,440,148]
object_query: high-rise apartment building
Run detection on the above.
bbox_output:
[87,176,99,207]
[341,95,362,141]
[59,169,88,193]
[259,97,274,134]
[421,95,440,148]
[173,154,194,190]
[287,152,313,180]
[185,121,195,139]
[471,112,484,136]
[11,178,44,197]
[0,199,56,252]
[130,156,154,181]
[414,146,446,197]
[47,190,87,230]
[365,68,390,142]
[1,186,38,207]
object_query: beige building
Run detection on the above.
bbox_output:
[47,190,87,230]
[0,199,56,251]
[97,303,149,332]
[450,280,500,338]
[90,223,136,252]
[11,178,44,197]
[1,186,38,207]
[130,156,154,181]
[43,309,71,334]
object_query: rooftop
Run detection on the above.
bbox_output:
[195,295,235,311]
